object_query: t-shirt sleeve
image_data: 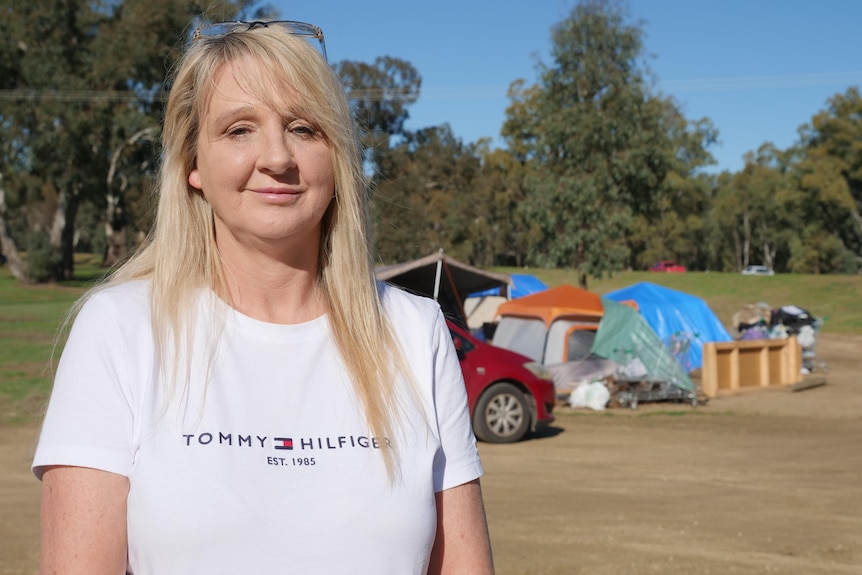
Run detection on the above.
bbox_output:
[429,308,484,492]
[32,292,139,480]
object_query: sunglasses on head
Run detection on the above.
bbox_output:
[192,20,327,61]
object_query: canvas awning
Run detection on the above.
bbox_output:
[376,251,510,325]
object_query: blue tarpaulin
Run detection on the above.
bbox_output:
[604,282,732,371]
[470,273,548,299]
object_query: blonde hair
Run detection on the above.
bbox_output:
[88,25,409,475]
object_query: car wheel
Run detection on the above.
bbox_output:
[473,382,531,443]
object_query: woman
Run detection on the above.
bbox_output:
[34,21,494,574]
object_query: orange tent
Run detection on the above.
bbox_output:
[495,284,604,326]
[492,285,604,365]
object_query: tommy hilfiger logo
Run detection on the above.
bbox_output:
[182,432,389,450]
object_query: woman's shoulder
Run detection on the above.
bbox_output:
[377,281,444,324]
[77,279,153,322]
[87,279,151,305]
[59,280,156,354]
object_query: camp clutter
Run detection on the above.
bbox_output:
[732,302,827,374]
[488,283,709,410]
[377,253,814,412]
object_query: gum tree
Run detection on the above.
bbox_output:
[505,0,714,286]
[0,0,254,281]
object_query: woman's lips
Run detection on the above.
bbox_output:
[251,187,303,203]
[254,187,301,195]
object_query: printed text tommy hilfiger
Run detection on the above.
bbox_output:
[182,432,389,450]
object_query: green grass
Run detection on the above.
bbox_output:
[1,256,860,424]
[0,256,100,423]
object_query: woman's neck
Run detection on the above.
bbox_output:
[215,238,326,325]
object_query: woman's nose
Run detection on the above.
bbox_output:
[259,130,297,173]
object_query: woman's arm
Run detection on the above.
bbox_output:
[40,466,129,575]
[429,478,495,575]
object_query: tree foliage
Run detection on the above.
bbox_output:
[0,0,250,281]
[336,57,421,171]
[2,0,860,283]
[502,0,715,285]
[372,125,481,262]
[794,87,862,271]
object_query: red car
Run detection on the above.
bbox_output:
[649,260,687,272]
[447,321,555,443]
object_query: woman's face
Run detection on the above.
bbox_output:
[188,58,335,255]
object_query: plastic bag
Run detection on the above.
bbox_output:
[797,325,816,348]
[568,380,610,411]
[617,357,648,379]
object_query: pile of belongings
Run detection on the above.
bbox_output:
[732,302,820,348]
[732,302,780,340]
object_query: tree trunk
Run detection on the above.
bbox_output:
[0,215,30,283]
[102,127,155,268]
[763,242,775,269]
[102,219,127,268]
[732,229,742,271]
[0,171,32,283]
[0,172,33,284]
[49,182,79,281]
[59,194,78,280]
[814,246,821,275]
[102,192,128,268]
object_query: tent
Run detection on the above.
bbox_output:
[592,298,694,391]
[490,284,603,365]
[469,273,548,299]
[463,273,549,332]
[490,284,693,394]
[604,282,732,371]
[463,296,507,332]
[375,251,510,326]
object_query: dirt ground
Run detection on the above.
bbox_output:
[2,333,861,574]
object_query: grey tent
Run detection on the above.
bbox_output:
[376,251,510,326]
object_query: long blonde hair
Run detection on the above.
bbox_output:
[89,25,409,474]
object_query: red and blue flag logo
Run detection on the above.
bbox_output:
[274,437,293,450]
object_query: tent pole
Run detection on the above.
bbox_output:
[442,262,467,321]
[433,261,442,300]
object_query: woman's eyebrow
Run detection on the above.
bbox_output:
[210,105,257,128]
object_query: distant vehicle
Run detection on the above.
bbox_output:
[649,260,687,273]
[741,265,775,276]
[447,321,556,443]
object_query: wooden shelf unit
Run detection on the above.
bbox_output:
[701,336,802,398]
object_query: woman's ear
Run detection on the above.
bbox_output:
[188,168,202,190]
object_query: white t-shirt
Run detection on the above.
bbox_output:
[33,280,482,575]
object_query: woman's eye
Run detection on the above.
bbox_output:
[226,126,251,137]
[289,123,316,137]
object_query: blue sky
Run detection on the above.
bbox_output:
[272,0,862,174]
